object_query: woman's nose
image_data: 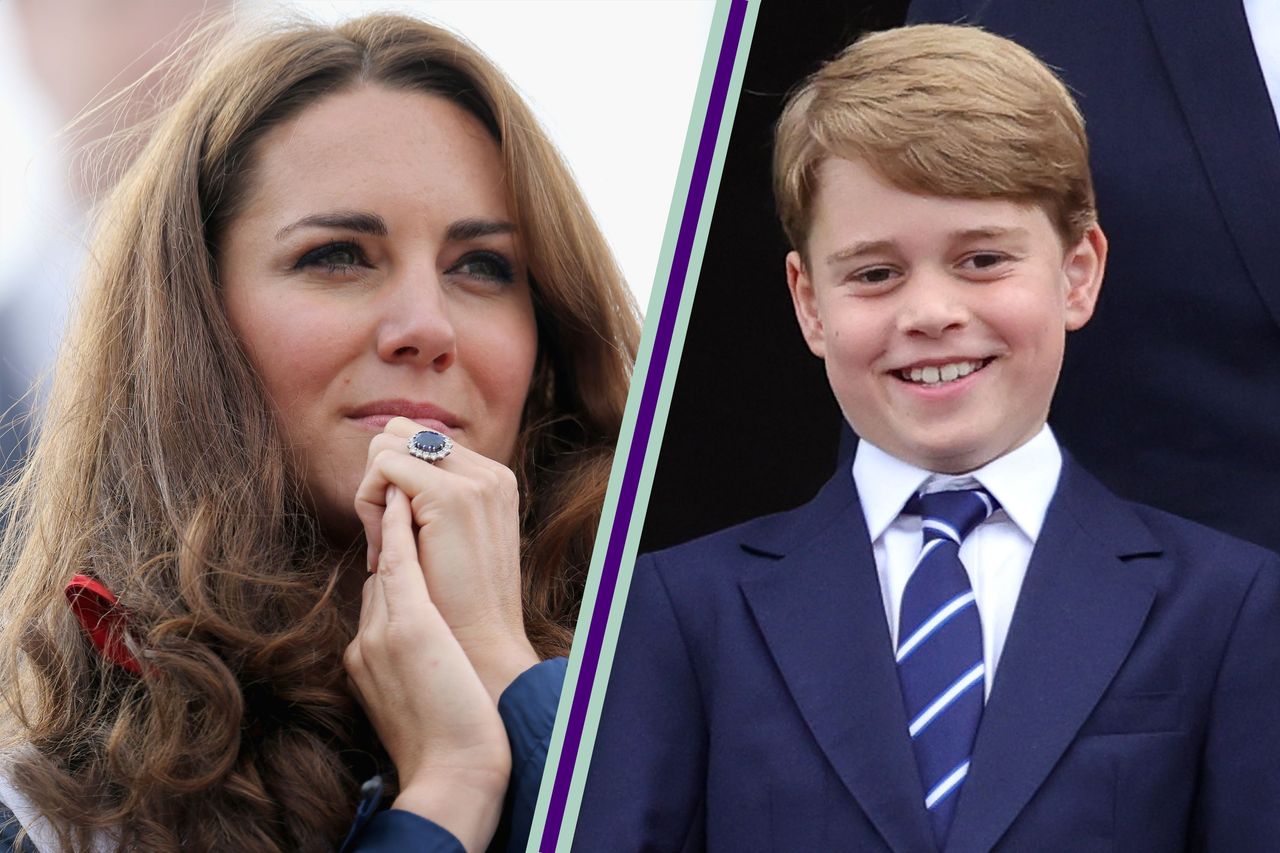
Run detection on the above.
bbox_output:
[375,268,457,369]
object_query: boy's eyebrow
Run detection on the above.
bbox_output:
[823,226,1032,265]
[825,239,896,266]
[951,226,1030,242]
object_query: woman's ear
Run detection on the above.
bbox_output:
[1064,223,1107,331]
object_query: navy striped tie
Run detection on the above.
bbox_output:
[896,487,998,845]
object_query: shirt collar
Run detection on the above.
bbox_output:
[851,424,1063,543]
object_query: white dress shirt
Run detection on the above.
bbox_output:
[852,425,1063,698]
[1245,0,1280,136]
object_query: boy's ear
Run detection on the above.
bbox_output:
[787,250,827,358]
[1063,223,1108,331]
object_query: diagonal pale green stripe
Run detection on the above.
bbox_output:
[529,1,761,850]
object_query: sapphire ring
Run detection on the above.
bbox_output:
[407,429,453,463]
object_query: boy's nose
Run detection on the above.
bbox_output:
[374,267,458,370]
[896,279,971,338]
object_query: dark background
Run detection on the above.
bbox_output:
[639,0,911,552]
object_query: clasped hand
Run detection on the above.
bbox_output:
[343,418,539,851]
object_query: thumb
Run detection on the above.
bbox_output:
[379,485,430,613]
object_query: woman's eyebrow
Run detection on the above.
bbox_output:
[447,218,517,241]
[274,214,515,243]
[275,211,388,240]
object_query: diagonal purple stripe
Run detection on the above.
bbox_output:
[538,4,749,850]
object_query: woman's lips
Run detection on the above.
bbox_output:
[348,414,454,434]
[344,400,461,434]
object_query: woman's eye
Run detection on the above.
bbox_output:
[448,251,515,284]
[295,241,366,273]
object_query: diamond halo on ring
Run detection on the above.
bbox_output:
[407,429,454,463]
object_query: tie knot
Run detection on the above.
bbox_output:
[905,488,1000,544]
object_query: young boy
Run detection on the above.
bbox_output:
[575,25,1280,852]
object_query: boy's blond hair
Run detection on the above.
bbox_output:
[774,24,1095,255]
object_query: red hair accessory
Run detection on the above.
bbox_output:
[64,574,143,675]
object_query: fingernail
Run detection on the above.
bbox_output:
[366,544,376,573]
[386,485,400,501]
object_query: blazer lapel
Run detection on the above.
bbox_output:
[945,457,1161,853]
[1139,0,1280,328]
[739,474,936,853]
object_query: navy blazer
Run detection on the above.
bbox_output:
[574,456,1280,851]
[343,657,566,852]
[903,0,1280,555]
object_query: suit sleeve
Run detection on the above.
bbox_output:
[496,656,566,853]
[342,659,565,853]
[572,553,709,852]
[1188,553,1280,849]
[347,810,466,853]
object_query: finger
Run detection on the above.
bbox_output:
[346,577,381,685]
[353,448,402,554]
[356,447,456,560]
[361,438,515,560]
[384,416,431,438]
[379,485,431,617]
[373,421,504,487]
[345,673,367,711]
[357,573,377,633]
[365,430,408,470]
[343,643,366,689]
[366,567,389,635]
[354,496,384,567]
[384,418,492,469]
[365,450,460,511]
[377,445,511,503]
[362,431,474,517]
[409,458,519,531]
[356,431,459,552]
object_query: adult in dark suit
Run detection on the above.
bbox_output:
[906,0,1280,553]
[575,458,1280,850]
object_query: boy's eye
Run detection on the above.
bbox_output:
[852,266,898,285]
[447,250,516,284]
[295,241,367,273]
[960,252,1009,270]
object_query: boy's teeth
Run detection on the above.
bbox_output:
[903,359,984,385]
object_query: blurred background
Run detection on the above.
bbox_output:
[0,0,715,479]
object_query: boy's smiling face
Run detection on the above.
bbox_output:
[787,157,1106,474]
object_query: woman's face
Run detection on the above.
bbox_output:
[220,84,539,538]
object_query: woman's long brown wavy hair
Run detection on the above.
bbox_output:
[0,13,638,851]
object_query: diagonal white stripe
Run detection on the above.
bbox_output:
[896,592,977,662]
[909,662,985,738]
[925,760,970,809]
[974,490,994,518]
[913,538,945,570]
[922,518,960,543]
